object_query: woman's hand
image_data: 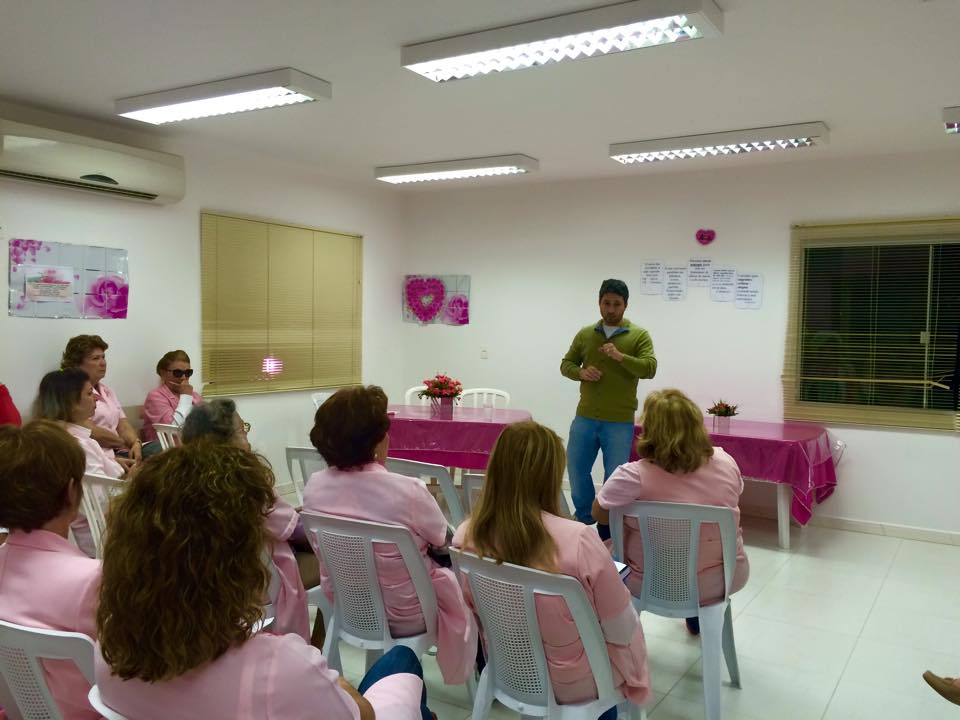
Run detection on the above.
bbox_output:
[117,456,138,476]
[129,440,143,462]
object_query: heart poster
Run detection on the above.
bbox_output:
[402,274,471,326]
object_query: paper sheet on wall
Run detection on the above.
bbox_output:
[662,265,688,301]
[734,272,763,309]
[640,261,664,295]
[688,257,712,287]
[710,265,736,302]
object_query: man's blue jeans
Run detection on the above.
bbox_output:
[357,646,432,720]
[567,415,635,538]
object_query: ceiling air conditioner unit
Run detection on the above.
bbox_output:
[0,118,184,204]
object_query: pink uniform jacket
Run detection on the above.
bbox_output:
[0,530,101,720]
[263,498,311,641]
[304,462,478,684]
[453,513,652,707]
[139,384,203,443]
[597,447,750,605]
[95,632,425,720]
[90,382,125,458]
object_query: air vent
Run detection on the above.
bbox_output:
[0,169,159,200]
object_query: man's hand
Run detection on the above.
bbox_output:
[579,366,603,382]
[599,343,624,362]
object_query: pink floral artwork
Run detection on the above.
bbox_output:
[405,276,446,323]
[444,294,469,325]
[84,275,129,319]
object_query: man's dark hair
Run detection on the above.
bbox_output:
[599,279,629,303]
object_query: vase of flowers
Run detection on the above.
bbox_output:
[706,400,738,434]
[418,374,463,419]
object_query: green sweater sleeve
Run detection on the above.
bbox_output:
[619,329,657,379]
[560,332,585,381]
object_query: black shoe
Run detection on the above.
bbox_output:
[685,617,700,636]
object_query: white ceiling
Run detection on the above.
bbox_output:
[2,0,959,188]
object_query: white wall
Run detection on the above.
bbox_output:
[399,152,960,534]
[0,113,405,481]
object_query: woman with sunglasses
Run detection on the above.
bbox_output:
[140,350,203,452]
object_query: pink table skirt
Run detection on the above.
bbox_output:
[631,418,837,525]
[387,404,533,470]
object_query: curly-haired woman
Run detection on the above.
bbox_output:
[95,442,433,720]
[304,385,477,685]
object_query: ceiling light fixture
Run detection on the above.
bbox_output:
[610,122,830,164]
[401,0,722,82]
[944,106,960,134]
[375,154,539,184]
[115,68,331,125]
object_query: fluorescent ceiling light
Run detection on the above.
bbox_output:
[375,155,539,184]
[944,106,960,134]
[401,0,722,82]
[610,122,830,164]
[115,68,331,125]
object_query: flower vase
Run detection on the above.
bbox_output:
[712,415,732,434]
[430,396,455,419]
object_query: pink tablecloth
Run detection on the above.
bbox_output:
[387,404,532,470]
[631,419,837,525]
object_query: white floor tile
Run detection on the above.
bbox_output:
[732,614,858,678]
[884,539,960,593]
[741,583,875,636]
[823,677,960,720]
[650,694,766,720]
[645,635,705,695]
[872,578,960,622]
[839,638,960,702]
[861,607,960,657]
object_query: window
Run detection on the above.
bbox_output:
[783,218,960,431]
[200,212,362,396]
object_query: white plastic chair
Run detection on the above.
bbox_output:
[404,385,429,406]
[87,686,129,720]
[152,423,182,451]
[385,457,465,526]
[300,512,438,676]
[610,502,742,720]
[461,472,572,519]
[450,550,644,720]
[284,445,328,507]
[79,473,126,559]
[0,619,96,720]
[311,391,334,410]
[459,388,511,409]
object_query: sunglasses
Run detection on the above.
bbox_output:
[169,368,194,378]
[241,422,251,433]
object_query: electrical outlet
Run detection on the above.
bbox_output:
[480,345,489,360]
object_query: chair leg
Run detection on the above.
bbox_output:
[721,602,741,689]
[698,603,726,720]
[471,667,495,719]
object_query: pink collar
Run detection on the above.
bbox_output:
[4,528,89,557]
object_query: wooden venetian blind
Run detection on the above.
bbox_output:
[201,212,362,396]
[783,217,960,432]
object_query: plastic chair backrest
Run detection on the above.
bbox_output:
[459,388,511,409]
[461,472,572,519]
[284,446,327,506]
[87,686,129,720]
[450,550,618,715]
[384,457,464,525]
[609,501,737,616]
[0,620,95,720]
[311,391,334,410]
[299,512,438,647]
[79,473,126,559]
[152,423,181,451]
[403,386,428,406]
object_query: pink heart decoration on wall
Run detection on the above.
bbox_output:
[405,276,446,323]
[696,228,716,245]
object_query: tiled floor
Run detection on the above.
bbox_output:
[337,517,960,719]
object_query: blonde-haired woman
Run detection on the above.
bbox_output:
[453,420,650,718]
[592,388,750,634]
[95,443,432,720]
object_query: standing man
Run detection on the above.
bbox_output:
[561,279,657,539]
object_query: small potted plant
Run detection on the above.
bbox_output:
[418,373,463,419]
[706,400,738,434]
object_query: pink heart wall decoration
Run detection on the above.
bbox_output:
[696,228,716,245]
[405,276,446,322]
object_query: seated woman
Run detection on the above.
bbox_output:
[181,399,312,642]
[0,420,101,720]
[95,443,432,720]
[36,368,129,479]
[304,386,477,685]
[61,335,141,462]
[592,388,750,633]
[454,420,651,718]
[140,349,203,453]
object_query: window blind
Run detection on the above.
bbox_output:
[783,218,960,431]
[201,212,362,396]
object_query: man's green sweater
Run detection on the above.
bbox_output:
[560,319,657,423]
